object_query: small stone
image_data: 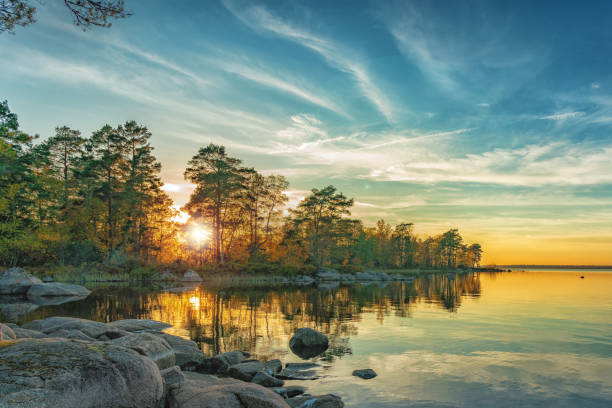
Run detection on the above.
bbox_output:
[352,368,377,379]
[251,371,284,387]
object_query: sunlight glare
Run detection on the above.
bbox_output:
[189,224,211,246]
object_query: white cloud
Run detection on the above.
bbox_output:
[222,0,395,122]
[538,111,584,121]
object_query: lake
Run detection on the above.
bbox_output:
[10,270,612,407]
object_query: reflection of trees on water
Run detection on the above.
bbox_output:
[19,273,481,359]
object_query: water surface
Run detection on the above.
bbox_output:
[9,270,612,407]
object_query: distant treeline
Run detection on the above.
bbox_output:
[0,100,483,271]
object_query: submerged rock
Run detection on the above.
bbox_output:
[289,328,329,359]
[287,394,344,408]
[352,368,377,379]
[26,282,91,297]
[181,270,203,282]
[277,363,321,380]
[272,385,306,399]
[0,267,42,295]
[0,338,164,408]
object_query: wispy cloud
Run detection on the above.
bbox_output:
[538,111,584,121]
[222,0,395,122]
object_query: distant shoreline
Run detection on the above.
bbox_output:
[490,265,612,269]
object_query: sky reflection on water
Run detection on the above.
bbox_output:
[11,270,612,407]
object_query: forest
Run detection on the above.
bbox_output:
[0,100,483,274]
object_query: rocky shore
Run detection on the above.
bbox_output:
[1,316,348,407]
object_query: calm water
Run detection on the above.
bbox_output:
[8,270,612,407]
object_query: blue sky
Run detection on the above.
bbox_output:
[2,0,612,264]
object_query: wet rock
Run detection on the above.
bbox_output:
[289,328,329,359]
[272,386,306,399]
[111,332,176,370]
[42,276,54,283]
[150,332,205,368]
[352,368,377,379]
[0,338,164,408]
[107,318,172,332]
[277,363,321,380]
[196,350,249,374]
[26,282,91,297]
[0,267,42,295]
[168,371,289,408]
[0,300,39,320]
[287,394,344,408]
[227,360,264,381]
[252,371,284,387]
[263,359,282,375]
[181,270,203,282]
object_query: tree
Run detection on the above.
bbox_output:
[1,0,130,34]
[184,144,247,263]
[44,126,85,208]
[287,185,354,266]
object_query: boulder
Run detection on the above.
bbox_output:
[181,270,203,282]
[9,326,47,339]
[352,368,377,379]
[227,360,264,381]
[111,332,176,370]
[196,350,249,374]
[0,338,163,408]
[251,371,284,387]
[287,394,343,408]
[355,271,377,281]
[289,328,329,359]
[168,372,289,408]
[316,268,340,281]
[108,319,172,332]
[150,332,205,368]
[48,328,97,341]
[42,276,54,283]
[0,267,42,295]
[26,282,91,297]
[0,322,16,339]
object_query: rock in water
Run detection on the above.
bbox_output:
[26,282,91,297]
[352,368,377,379]
[289,328,329,359]
[181,270,203,282]
[196,350,249,374]
[251,371,284,387]
[287,394,344,408]
[227,360,264,381]
[0,338,163,408]
[0,267,42,295]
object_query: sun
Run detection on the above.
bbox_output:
[189,224,211,246]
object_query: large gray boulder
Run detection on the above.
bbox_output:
[168,372,289,408]
[181,270,203,282]
[26,282,91,297]
[108,319,172,332]
[289,328,329,359]
[150,332,205,368]
[3,323,46,339]
[111,332,176,370]
[0,338,164,408]
[0,267,42,295]
[23,316,110,339]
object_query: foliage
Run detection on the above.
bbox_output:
[0,99,484,274]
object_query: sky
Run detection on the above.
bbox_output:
[1,0,612,265]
